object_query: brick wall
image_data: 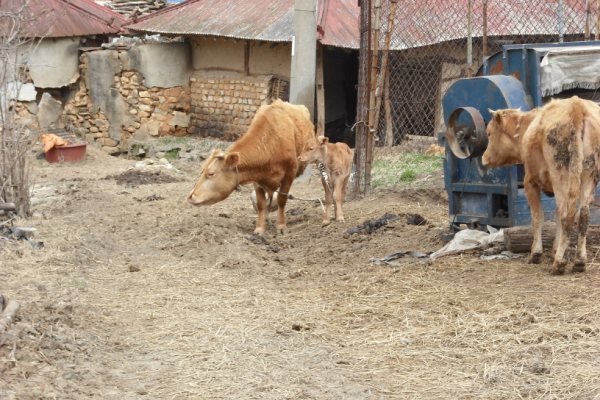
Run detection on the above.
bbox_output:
[189,72,288,141]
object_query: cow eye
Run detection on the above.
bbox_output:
[207,171,215,177]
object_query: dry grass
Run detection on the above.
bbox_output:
[1,146,600,399]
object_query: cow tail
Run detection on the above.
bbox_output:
[566,108,585,225]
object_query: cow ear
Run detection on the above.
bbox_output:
[225,152,240,167]
[489,109,502,123]
[318,136,329,145]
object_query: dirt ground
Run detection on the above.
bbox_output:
[1,144,600,400]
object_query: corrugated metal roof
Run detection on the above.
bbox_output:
[0,0,127,38]
[127,0,361,49]
[128,0,295,42]
[318,0,360,49]
[392,0,590,50]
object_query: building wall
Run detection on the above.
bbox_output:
[249,42,291,77]
[192,38,245,72]
[27,38,80,88]
[189,71,277,140]
[16,42,192,155]
[189,38,291,139]
[191,38,291,77]
[129,43,192,88]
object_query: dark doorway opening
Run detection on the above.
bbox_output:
[322,46,358,147]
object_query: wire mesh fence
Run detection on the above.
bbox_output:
[354,0,600,194]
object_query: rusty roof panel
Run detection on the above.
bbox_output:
[128,0,360,49]
[317,0,360,49]
[129,0,295,42]
[0,0,127,38]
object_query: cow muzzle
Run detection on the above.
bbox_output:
[187,191,202,205]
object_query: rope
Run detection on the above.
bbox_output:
[288,193,326,213]
[274,190,326,213]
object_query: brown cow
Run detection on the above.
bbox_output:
[482,96,600,274]
[187,100,315,234]
[298,135,353,225]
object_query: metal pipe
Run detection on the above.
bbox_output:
[585,0,591,40]
[482,0,488,61]
[467,0,473,76]
[557,0,564,43]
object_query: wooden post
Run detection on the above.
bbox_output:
[482,0,488,60]
[384,72,394,146]
[585,0,591,40]
[466,0,473,76]
[365,0,381,193]
[373,0,396,141]
[244,42,250,76]
[315,43,325,136]
[596,0,600,40]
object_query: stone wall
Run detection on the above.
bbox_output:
[189,72,289,140]
[62,52,191,154]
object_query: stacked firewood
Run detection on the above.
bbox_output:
[100,0,168,17]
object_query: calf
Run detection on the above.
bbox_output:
[187,100,315,234]
[299,135,353,225]
[482,97,600,274]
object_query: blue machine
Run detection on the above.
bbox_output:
[441,41,600,230]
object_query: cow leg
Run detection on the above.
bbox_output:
[276,175,294,233]
[573,177,595,272]
[253,186,268,235]
[524,177,543,264]
[551,187,578,275]
[341,175,350,201]
[333,179,345,222]
[321,178,333,225]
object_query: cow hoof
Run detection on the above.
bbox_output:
[550,261,566,275]
[276,224,287,234]
[572,261,586,273]
[322,220,331,226]
[253,227,266,235]
[528,253,543,264]
[336,216,345,222]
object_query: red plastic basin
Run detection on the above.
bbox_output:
[45,144,87,163]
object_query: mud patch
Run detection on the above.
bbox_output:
[547,124,577,169]
[105,170,183,187]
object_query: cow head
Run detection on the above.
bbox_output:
[481,108,526,167]
[298,135,328,163]
[187,148,240,206]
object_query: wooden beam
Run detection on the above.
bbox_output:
[316,43,325,136]
[0,203,16,212]
[504,222,600,253]
[244,41,250,76]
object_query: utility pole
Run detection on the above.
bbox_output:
[289,0,317,117]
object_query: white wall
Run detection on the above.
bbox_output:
[129,43,192,88]
[28,38,80,88]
